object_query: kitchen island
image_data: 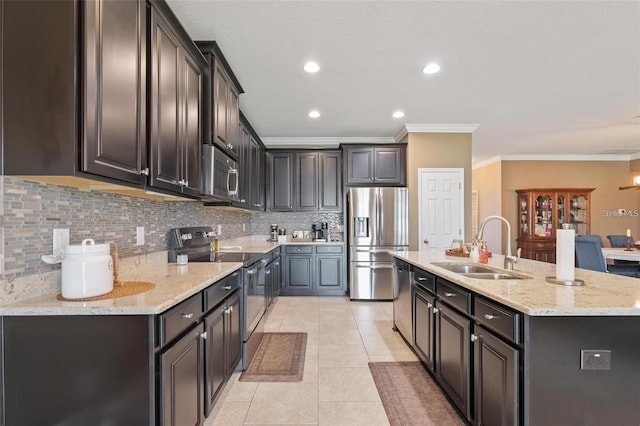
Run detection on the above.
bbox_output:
[392,251,640,426]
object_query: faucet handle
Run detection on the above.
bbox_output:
[516,247,522,258]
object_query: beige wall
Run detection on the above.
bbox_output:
[471,161,503,253]
[496,161,640,250]
[406,133,472,250]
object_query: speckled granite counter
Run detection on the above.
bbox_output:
[0,236,346,316]
[0,261,242,316]
[393,251,640,316]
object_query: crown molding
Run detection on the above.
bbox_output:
[499,154,634,162]
[472,156,502,170]
[403,123,480,133]
[261,136,395,148]
[630,152,640,161]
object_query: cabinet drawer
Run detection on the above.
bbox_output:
[413,268,435,293]
[205,271,241,312]
[159,293,204,347]
[436,278,470,315]
[286,245,313,254]
[474,297,520,343]
[316,245,344,254]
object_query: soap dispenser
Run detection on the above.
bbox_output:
[469,240,480,262]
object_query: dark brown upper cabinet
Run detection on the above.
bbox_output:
[3,0,148,185]
[196,42,244,161]
[342,144,407,186]
[237,113,266,211]
[83,0,148,185]
[269,150,342,212]
[3,0,207,199]
[148,1,207,197]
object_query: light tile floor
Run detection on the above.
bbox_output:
[205,296,418,425]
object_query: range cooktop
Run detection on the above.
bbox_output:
[188,251,265,267]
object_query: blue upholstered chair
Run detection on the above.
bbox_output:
[575,235,639,278]
[606,234,636,265]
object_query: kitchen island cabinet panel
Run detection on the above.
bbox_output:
[2,315,154,425]
[473,324,519,426]
[435,301,471,421]
[525,316,640,426]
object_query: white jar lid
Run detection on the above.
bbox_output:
[64,239,110,255]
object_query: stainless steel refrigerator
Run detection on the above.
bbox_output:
[348,187,408,300]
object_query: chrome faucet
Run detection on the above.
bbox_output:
[475,215,518,270]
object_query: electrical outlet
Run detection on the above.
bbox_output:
[580,350,611,370]
[242,223,246,233]
[53,229,69,255]
[136,226,145,246]
[217,224,222,235]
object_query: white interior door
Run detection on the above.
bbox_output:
[418,168,464,252]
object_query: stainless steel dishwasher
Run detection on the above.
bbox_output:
[393,258,412,342]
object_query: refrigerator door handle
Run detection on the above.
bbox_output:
[355,248,389,253]
[377,189,383,245]
[355,264,395,269]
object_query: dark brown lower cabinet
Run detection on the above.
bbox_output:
[413,285,436,372]
[159,323,206,426]
[204,290,241,416]
[473,325,519,426]
[436,302,471,420]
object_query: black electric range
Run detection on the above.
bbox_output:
[188,251,265,267]
[167,226,265,266]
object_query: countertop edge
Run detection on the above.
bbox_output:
[391,251,640,317]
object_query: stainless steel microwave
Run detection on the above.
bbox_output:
[202,145,238,202]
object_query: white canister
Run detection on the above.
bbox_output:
[61,239,114,299]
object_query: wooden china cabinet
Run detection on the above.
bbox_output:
[516,188,595,263]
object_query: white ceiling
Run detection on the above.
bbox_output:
[166,0,640,165]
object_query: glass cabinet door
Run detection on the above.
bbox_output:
[556,193,567,228]
[534,193,554,237]
[570,192,589,235]
[519,194,529,237]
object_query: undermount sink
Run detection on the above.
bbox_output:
[432,262,531,280]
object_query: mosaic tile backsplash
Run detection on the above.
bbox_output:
[1,177,343,281]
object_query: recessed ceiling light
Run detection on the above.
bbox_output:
[422,63,441,74]
[392,111,405,118]
[308,110,320,118]
[304,61,320,73]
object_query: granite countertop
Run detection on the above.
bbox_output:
[0,236,346,317]
[393,251,640,316]
[0,261,243,316]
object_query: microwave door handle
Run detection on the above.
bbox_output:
[232,168,239,195]
[228,168,238,196]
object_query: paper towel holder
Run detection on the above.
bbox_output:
[545,276,585,286]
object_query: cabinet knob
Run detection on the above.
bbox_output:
[223,286,232,290]
[140,167,150,176]
[433,307,440,313]
[444,292,456,297]
[484,313,499,320]
[199,331,208,340]
[471,333,480,342]
[426,302,432,309]
[181,313,194,319]
[418,277,427,281]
